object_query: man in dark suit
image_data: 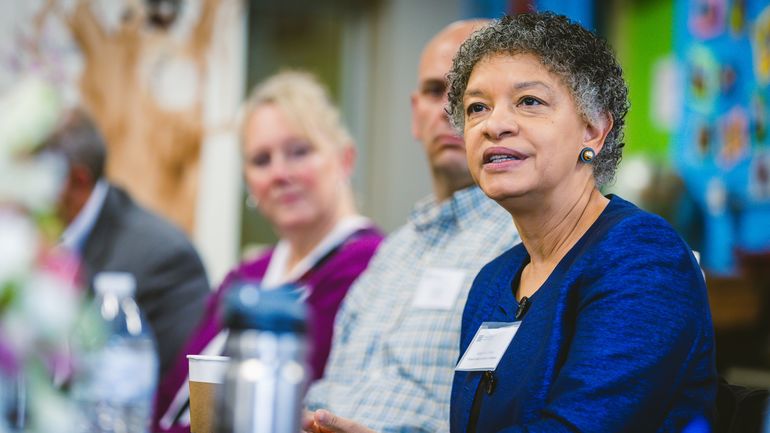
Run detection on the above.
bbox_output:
[47,109,210,376]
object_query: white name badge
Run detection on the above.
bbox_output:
[455,322,521,372]
[411,268,467,310]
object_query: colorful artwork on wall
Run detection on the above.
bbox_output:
[674,0,770,273]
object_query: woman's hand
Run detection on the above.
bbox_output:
[301,409,378,433]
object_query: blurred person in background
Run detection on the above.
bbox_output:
[303,19,519,433]
[445,13,716,432]
[45,109,210,378]
[153,70,384,433]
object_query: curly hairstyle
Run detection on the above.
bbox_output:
[446,12,630,186]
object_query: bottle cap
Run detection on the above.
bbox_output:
[94,272,136,297]
[223,280,307,334]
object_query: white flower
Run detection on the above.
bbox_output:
[0,78,62,160]
[0,153,67,212]
[0,77,67,212]
[27,369,82,433]
[0,77,84,433]
[25,272,80,342]
[0,210,38,284]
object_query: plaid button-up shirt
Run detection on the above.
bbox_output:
[306,186,520,433]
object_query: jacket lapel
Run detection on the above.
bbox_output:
[81,185,122,287]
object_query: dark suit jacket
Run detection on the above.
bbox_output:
[81,185,210,376]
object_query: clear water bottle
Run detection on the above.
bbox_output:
[71,272,159,433]
[216,281,308,433]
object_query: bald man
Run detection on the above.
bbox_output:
[303,20,519,433]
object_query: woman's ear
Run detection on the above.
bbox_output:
[583,112,613,155]
[340,145,357,179]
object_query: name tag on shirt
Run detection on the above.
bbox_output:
[455,322,520,371]
[411,268,467,310]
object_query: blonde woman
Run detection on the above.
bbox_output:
[153,71,383,433]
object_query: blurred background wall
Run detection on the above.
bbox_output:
[239,0,464,254]
[0,0,244,285]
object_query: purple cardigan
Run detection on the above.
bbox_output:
[152,226,383,433]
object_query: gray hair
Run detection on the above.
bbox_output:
[447,12,630,186]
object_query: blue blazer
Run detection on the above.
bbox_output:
[451,196,717,433]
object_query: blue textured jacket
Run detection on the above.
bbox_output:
[451,196,717,433]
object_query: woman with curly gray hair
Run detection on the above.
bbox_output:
[449,12,716,433]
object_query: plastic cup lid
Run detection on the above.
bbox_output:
[94,272,136,297]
